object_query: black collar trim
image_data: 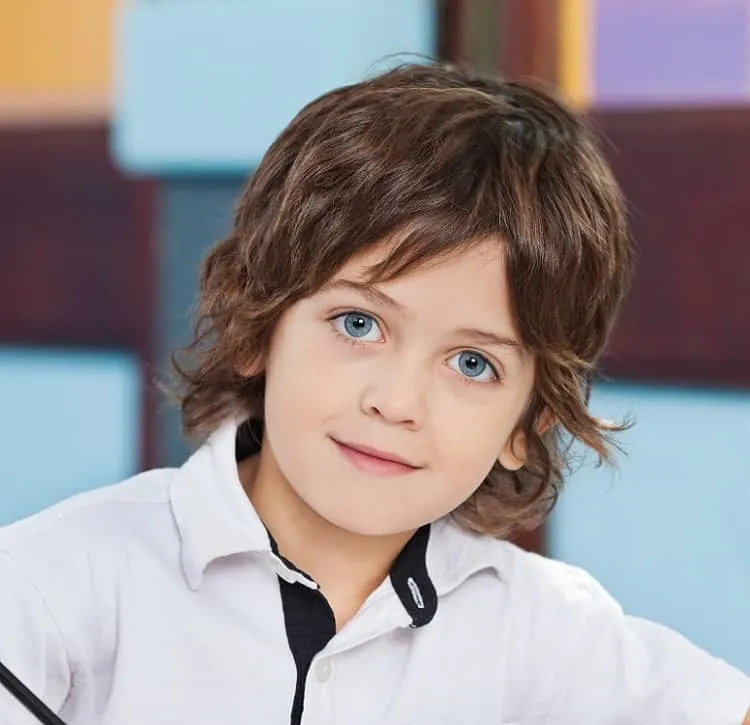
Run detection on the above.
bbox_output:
[389,523,438,628]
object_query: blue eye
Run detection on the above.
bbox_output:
[332,312,383,342]
[448,351,497,383]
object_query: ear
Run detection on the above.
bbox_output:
[497,407,556,471]
[537,407,556,436]
[498,430,527,471]
[234,352,265,380]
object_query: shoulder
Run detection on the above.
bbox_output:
[0,467,179,600]
[432,526,627,719]
[0,467,181,676]
[492,542,750,723]
[430,518,614,618]
[494,540,623,665]
[0,468,174,546]
[501,541,617,613]
[430,520,618,650]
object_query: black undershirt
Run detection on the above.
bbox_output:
[268,538,336,725]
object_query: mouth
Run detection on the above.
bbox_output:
[330,437,421,476]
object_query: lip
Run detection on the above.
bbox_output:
[331,437,421,475]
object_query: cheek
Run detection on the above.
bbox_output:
[430,394,521,474]
[265,322,351,424]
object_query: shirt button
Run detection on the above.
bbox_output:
[315,659,333,683]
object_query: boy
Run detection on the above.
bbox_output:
[1,62,748,724]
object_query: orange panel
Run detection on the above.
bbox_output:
[558,0,592,106]
[0,0,114,92]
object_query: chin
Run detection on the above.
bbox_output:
[310,500,427,538]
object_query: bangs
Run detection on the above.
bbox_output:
[361,218,499,285]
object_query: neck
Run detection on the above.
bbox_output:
[238,448,414,629]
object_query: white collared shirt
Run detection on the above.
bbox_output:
[1,420,749,724]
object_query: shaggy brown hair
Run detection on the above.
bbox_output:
[173,62,632,538]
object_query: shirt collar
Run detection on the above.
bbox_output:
[427,516,510,595]
[170,418,508,621]
[170,417,271,590]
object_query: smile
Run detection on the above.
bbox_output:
[330,437,421,476]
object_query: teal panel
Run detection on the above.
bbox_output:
[114,0,435,174]
[550,383,750,673]
[155,178,244,467]
[0,348,141,526]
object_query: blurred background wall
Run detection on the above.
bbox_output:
[1,0,748,671]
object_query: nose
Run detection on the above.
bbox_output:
[359,357,428,429]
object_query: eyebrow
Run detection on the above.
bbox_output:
[323,279,406,312]
[323,278,526,359]
[453,328,526,360]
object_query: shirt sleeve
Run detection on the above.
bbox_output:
[0,550,71,723]
[544,575,750,725]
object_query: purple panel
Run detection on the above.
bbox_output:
[594,0,750,106]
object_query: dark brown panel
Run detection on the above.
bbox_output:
[439,0,561,84]
[0,125,157,467]
[498,0,560,84]
[593,106,750,389]
[436,0,464,63]
[0,127,153,349]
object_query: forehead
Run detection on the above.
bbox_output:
[329,236,518,332]
[346,233,503,275]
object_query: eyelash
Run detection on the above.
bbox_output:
[327,310,503,386]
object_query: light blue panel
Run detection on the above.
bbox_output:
[550,383,750,673]
[0,348,141,526]
[113,0,435,174]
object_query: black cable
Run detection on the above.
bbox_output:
[0,659,66,724]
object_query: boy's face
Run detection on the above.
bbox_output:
[258,236,537,536]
